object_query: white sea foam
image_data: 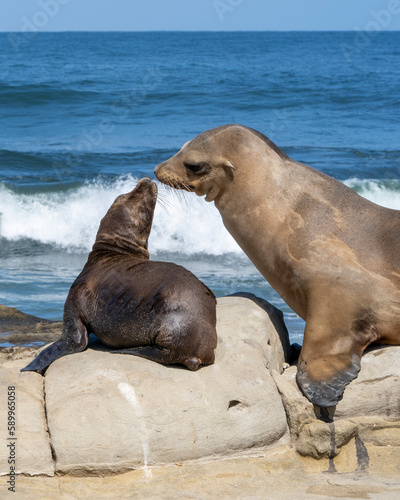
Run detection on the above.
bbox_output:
[1,176,399,254]
[0,176,240,255]
[344,178,400,210]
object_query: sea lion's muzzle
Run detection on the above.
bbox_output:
[155,161,193,192]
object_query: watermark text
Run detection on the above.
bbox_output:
[6,386,17,493]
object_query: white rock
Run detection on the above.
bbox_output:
[43,294,290,474]
[335,346,400,419]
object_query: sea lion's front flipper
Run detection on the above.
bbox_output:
[21,318,89,375]
[297,350,361,407]
[296,300,380,407]
[296,311,365,407]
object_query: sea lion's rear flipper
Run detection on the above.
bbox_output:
[111,345,173,364]
[21,318,89,375]
[110,345,202,371]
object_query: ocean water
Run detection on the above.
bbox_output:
[0,31,399,345]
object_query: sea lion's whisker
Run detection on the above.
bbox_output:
[157,182,185,209]
[158,183,181,208]
[156,196,171,215]
[158,196,173,210]
[175,189,189,207]
[171,188,183,204]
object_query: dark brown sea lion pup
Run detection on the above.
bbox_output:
[154,124,400,407]
[21,178,217,375]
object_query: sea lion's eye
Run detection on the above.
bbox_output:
[184,162,209,174]
[184,163,201,173]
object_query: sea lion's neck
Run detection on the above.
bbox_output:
[216,155,298,220]
[215,157,311,316]
[89,237,150,262]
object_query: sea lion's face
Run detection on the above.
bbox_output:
[154,133,236,203]
[96,178,157,252]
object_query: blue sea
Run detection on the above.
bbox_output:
[0,31,399,345]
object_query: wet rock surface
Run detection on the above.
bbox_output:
[0,304,62,346]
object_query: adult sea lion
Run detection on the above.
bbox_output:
[21,178,217,375]
[154,124,400,407]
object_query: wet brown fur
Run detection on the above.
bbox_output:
[22,178,217,375]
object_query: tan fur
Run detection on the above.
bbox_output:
[155,124,400,406]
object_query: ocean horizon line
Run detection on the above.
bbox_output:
[1,29,400,33]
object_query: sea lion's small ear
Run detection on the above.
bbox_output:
[223,160,236,172]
